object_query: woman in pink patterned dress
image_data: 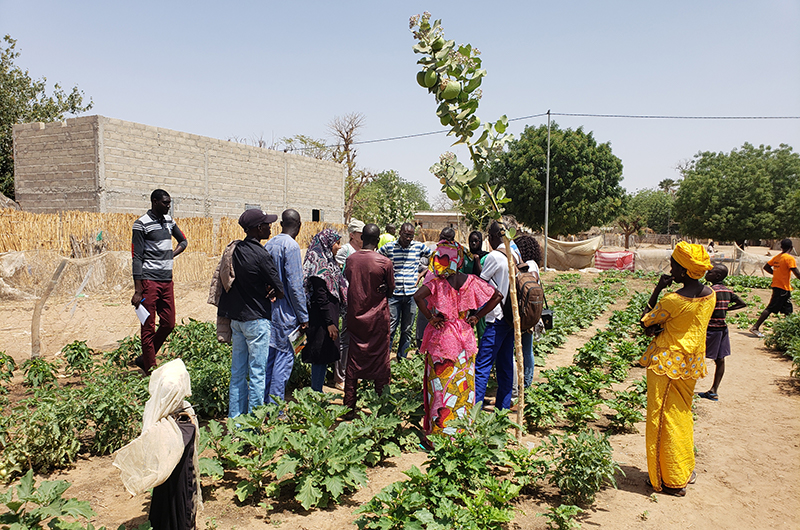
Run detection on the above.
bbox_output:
[413,240,502,436]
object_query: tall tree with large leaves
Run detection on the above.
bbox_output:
[675,143,800,241]
[488,123,625,235]
[0,35,93,199]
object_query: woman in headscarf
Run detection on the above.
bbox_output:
[303,229,347,391]
[413,240,502,437]
[640,241,714,496]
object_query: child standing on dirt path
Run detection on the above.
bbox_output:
[698,264,746,401]
[750,238,800,338]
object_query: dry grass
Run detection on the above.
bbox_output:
[0,210,346,255]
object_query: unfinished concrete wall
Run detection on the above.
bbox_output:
[14,118,100,212]
[13,115,345,222]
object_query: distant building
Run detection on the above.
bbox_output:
[12,115,345,221]
[414,210,467,234]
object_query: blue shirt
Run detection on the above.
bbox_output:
[379,240,433,296]
[264,233,309,351]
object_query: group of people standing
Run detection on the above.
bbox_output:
[130,189,547,436]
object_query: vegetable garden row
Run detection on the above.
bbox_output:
[0,272,798,529]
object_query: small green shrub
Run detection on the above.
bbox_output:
[21,358,58,388]
[0,352,15,393]
[544,430,622,505]
[104,335,141,368]
[540,504,583,530]
[60,340,95,375]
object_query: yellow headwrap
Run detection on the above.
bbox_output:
[672,241,712,279]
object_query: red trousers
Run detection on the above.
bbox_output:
[140,280,176,368]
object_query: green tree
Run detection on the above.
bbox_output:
[488,123,625,236]
[674,143,800,241]
[631,188,675,234]
[1,35,93,199]
[351,170,430,225]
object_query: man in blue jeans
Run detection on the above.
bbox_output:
[474,221,520,410]
[379,222,432,359]
[218,209,284,418]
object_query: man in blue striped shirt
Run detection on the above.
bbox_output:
[131,189,188,374]
[379,222,432,359]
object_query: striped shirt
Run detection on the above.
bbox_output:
[379,240,433,295]
[132,210,187,281]
[708,283,745,329]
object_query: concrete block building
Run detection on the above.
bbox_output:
[12,115,345,221]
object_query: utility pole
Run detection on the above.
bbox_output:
[544,110,551,270]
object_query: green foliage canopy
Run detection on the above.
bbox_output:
[351,170,430,226]
[674,143,800,241]
[1,35,93,199]
[488,123,625,236]
[627,188,676,234]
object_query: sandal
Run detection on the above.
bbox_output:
[688,471,697,485]
[662,485,687,497]
[698,391,718,401]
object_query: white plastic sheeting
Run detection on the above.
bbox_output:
[113,358,202,514]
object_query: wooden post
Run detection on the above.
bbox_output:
[31,258,68,358]
[501,233,525,439]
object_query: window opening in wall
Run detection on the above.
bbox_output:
[312,209,321,222]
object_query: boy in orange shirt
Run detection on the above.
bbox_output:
[750,239,800,337]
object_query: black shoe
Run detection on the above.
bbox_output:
[134,356,152,376]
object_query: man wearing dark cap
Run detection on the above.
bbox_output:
[131,189,188,375]
[218,208,284,418]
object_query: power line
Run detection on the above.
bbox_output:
[290,111,799,151]
[552,112,800,120]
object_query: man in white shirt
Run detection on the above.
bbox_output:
[475,221,520,410]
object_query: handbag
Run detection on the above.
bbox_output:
[540,284,554,330]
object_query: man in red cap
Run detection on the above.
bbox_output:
[218,208,284,418]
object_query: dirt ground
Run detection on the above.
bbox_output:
[1,273,798,529]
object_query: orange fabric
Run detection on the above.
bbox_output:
[768,253,797,291]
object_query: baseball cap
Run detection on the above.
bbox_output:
[238,209,278,230]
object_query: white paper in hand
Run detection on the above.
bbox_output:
[135,304,150,325]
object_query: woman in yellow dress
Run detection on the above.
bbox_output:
[640,242,714,496]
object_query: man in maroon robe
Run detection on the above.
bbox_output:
[343,223,395,416]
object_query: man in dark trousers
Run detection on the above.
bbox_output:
[218,209,284,418]
[131,189,188,375]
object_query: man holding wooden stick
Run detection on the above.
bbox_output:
[131,189,188,375]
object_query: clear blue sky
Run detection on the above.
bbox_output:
[3,1,799,203]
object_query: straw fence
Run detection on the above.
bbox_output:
[0,210,346,256]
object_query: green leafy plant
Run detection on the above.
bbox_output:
[505,445,549,493]
[0,388,85,479]
[21,358,58,388]
[79,365,148,455]
[607,389,646,432]
[540,504,583,530]
[0,469,96,529]
[0,352,15,393]
[355,407,521,530]
[523,384,565,431]
[544,430,622,505]
[104,335,141,368]
[60,340,95,375]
